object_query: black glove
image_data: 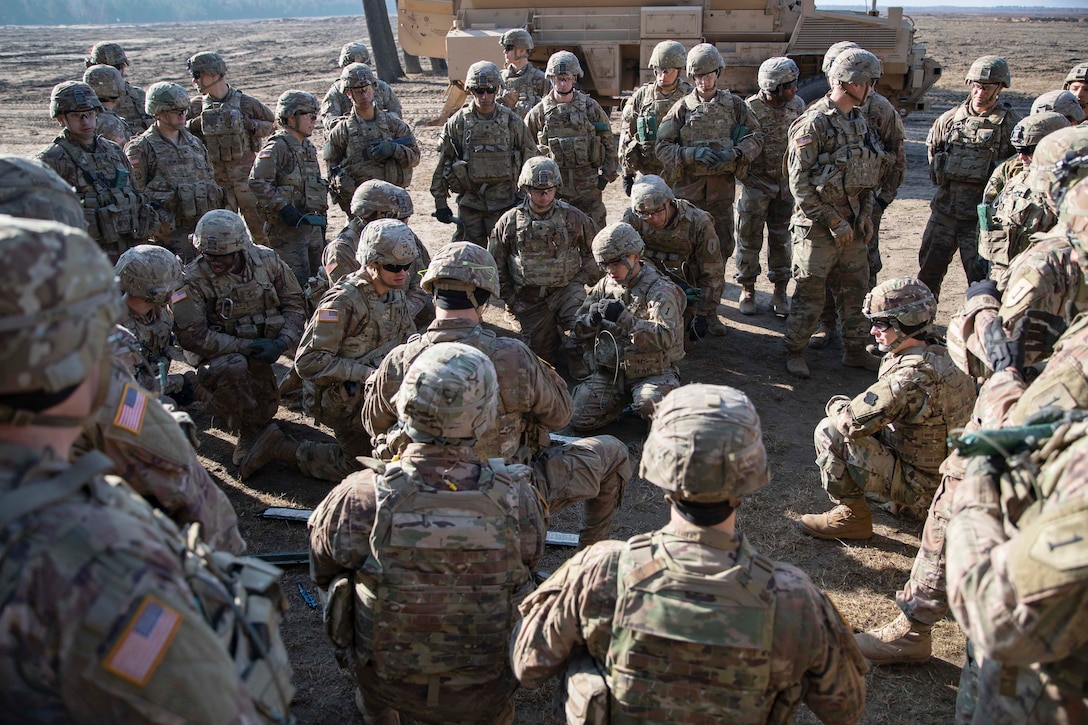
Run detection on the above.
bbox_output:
[371,140,396,161]
[981,317,1021,373]
[278,204,305,227]
[966,279,1000,302]
[603,300,625,323]
[173,375,196,407]
[247,338,287,364]
[690,314,709,341]
[622,175,634,196]
[693,147,717,167]
[434,206,454,224]
[587,305,604,327]
[597,175,609,191]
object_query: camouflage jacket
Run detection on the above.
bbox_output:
[619,80,692,177]
[120,302,175,391]
[114,80,152,133]
[861,92,907,206]
[525,91,619,196]
[124,125,223,234]
[511,520,868,723]
[187,86,275,180]
[323,109,419,190]
[319,78,402,129]
[501,62,549,119]
[742,91,805,190]
[249,130,329,219]
[983,155,1025,206]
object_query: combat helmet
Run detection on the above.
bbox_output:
[686,43,723,77]
[339,41,371,67]
[1026,125,1088,207]
[1031,90,1085,125]
[187,51,227,78]
[0,155,85,229]
[630,174,675,217]
[863,277,936,339]
[519,156,562,190]
[351,180,413,221]
[546,51,583,78]
[649,41,687,70]
[821,41,860,75]
[396,342,498,441]
[758,56,799,92]
[276,89,319,123]
[421,241,501,302]
[0,216,122,419]
[192,209,251,255]
[500,29,533,52]
[1011,111,1069,154]
[83,64,125,102]
[465,61,503,90]
[1064,62,1088,89]
[115,245,183,306]
[357,219,418,268]
[341,63,377,90]
[145,82,190,116]
[50,81,103,118]
[829,48,882,86]
[640,384,770,504]
[86,42,129,69]
[965,56,1011,88]
[592,222,644,264]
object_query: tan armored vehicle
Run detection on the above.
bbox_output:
[399,0,940,117]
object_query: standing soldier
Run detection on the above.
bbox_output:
[512,384,869,724]
[125,81,224,263]
[186,51,276,245]
[83,64,133,145]
[488,156,599,376]
[85,41,151,132]
[618,40,691,192]
[324,63,420,215]
[735,56,805,317]
[37,81,154,262]
[172,209,306,472]
[250,89,329,288]
[1064,61,1088,116]
[917,56,1020,301]
[781,49,886,379]
[525,51,618,229]
[319,41,403,129]
[432,61,537,245]
[498,29,548,119]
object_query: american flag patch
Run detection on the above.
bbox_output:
[170,288,187,304]
[113,384,149,434]
[795,134,813,147]
[317,308,339,323]
[127,154,140,166]
[257,148,273,159]
[324,260,337,276]
[103,596,182,686]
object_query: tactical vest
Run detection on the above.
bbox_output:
[509,204,583,288]
[678,92,740,177]
[502,65,546,118]
[342,112,410,186]
[980,177,1056,268]
[809,110,885,210]
[592,267,680,378]
[745,94,803,181]
[463,110,517,185]
[139,130,222,226]
[939,105,1012,184]
[204,246,285,340]
[199,90,250,163]
[270,131,329,214]
[358,457,524,687]
[56,137,153,248]
[116,84,151,133]
[639,199,701,264]
[632,84,688,146]
[122,306,174,381]
[539,93,602,171]
[605,533,777,723]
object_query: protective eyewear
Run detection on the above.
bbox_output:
[636,206,667,220]
[295,112,318,120]
[969,81,1000,90]
[382,263,412,273]
[871,319,894,332]
[471,86,497,96]
[64,110,98,122]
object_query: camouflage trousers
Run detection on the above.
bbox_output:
[215,166,268,245]
[297,383,371,482]
[918,206,985,302]
[818,204,886,327]
[783,222,869,354]
[570,367,681,432]
[895,475,953,627]
[355,661,516,725]
[195,353,278,434]
[266,219,325,289]
[735,182,793,285]
[455,205,507,246]
[505,282,587,368]
[532,435,632,546]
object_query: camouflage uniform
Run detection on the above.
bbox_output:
[619,78,692,181]
[983,155,1024,206]
[114,81,152,133]
[324,109,419,213]
[319,81,402,129]
[501,62,549,119]
[979,168,1056,288]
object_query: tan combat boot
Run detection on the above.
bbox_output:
[800,497,873,540]
[808,321,834,349]
[771,281,790,317]
[854,613,933,665]
[785,351,810,379]
[238,423,299,480]
[738,284,757,315]
[232,429,258,465]
[707,314,728,336]
[842,347,882,372]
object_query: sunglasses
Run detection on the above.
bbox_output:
[382,263,411,273]
[871,319,893,332]
[471,86,497,96]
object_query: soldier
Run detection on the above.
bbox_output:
[1064,61,1088,116]
[310,342,546,724]
[488,156,599,375]
[186,51,276,245]
[735,56,805,317]
[432,61,537,245]
[800,278,976,540]
[782,49,886,379]
[172,209,305,471]
[621,174,724,344]
[0,215,292,721]
[319,41,402,129]
[917,56,1021,301]
[511,383,868,723]
[982,104,1072,206]
[241,219,418,482]
[83,64,132,145]
[655,41,764,315]
[618,40,692,191]
[249,89,329,288]
[1031,89,1086,126]
[85,41,152,132]
[363,242,632,548]
[498,28,549,119]
[525,51,618,229]
[125,82,224,263]
[37,81,154,263]
[570,222,686,431]
[0,154,86,230]
[324,63,419,215]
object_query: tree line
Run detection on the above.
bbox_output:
[0,0,366,25]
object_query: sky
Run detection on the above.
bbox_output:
[830,1,1087,6]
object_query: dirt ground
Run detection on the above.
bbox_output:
[1,10,1085,723]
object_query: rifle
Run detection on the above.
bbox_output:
[950,410,1088,458]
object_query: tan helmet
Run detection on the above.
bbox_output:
[518,156,562,190]
[351,180,413,221]
[758,56,799,91]
[965,55,1011,88]
[1031,90,1086,125]
[339,41,371,67]
[1064,62,1088,88]
[187,51,227,78]
[86,42,128,69]
[500,29,533,52]
[82,64,125,101]
[192,209,250,255]
[821,41,860,75]
[592,222,644,264]
[340,62,377,90]
[0,216,122,402]
[545,51,583,78]
[395,342,498,441]
[276,89,319,123]
[686,43,723,77]
[1011,111,1069,153]
[640,384,770,504]
[421,241,501,298]
[648,41,687,70]
[145,82,190,116]
[0,155,84,229]
[465,61,503,90]
[50,81,103,118]
[1026,125,1088,205]
[829,48,882,86]
[357,219,418,267]
[863,277,936,335]
[630,174,674,217]
[115,245,183,306]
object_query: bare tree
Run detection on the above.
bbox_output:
[361,0,404,82]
